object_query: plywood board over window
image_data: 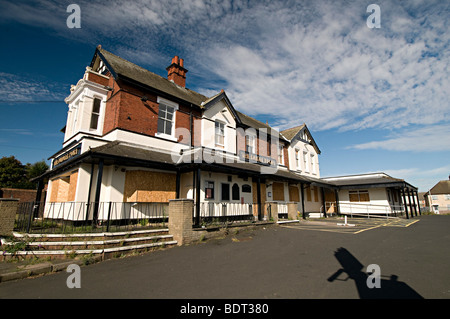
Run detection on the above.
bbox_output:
[124,170,176,202]
[272,182,285,201]
[49,170,78,202]
[349,190,370,202]
[289,185,300,202]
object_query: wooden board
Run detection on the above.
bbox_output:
[123,170,176,202]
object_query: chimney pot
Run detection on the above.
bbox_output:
[167,55,188,87]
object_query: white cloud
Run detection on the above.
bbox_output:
[2,0,448,134]
[348,124,450,152]
[0,73,66,102]
[385,164,450,191]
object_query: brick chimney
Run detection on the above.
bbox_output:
[166,56,188,87]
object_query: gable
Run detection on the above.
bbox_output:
[203,99,236,127]
[281,125,321,154]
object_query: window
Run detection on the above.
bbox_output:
[90,98,101,130]
[221,183,230,201]
[295,149,301,170]
[232,183,240,200]
[278,144,284,165]
[349,190,370,202]
[157,103,175,136]
[431,195,438,200]
[310,154,316,174]
[215,121,225,148]
[205,181,215,199]
[245,135,255,153]
[242,184,251,193]
[303,151,309,172]
[445,194,450,200]
[71,103,79,135]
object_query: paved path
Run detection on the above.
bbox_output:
[1,215,449,300]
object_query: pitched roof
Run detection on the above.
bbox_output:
[281,124,320,154]
[430,180,450,194]
[92,47,208,107]
[280,124,305,140]
[91,47,303,142]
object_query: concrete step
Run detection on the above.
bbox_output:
[0,228,177,261]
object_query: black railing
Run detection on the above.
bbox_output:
[14,201,169,234]
[194,202,255,227]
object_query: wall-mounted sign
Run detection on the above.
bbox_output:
[239,150,276,166]
[53,145,81,168]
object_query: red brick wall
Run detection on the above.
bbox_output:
[101,79,202,145]
[0,188,47,203]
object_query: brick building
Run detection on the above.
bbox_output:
[34,45,420,224]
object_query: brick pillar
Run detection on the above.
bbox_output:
[0,199,19,236]
[168,199,194,246]
[287,202,298,220]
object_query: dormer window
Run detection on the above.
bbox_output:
[90,98,101,130]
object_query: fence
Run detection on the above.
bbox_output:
[193,201,292,227]
[14,201,169,234]
[337,202,405,218]
[194,202,254,226]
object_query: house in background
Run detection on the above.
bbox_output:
[424,178,450,214]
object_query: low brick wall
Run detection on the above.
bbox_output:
[168,199,275,245]
[0,199,19,236]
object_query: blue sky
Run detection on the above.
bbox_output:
[0,0,448,192]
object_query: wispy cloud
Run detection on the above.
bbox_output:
[1,0,448,134]
[0,128,33,136]
[0,72,66,103]
[348,124,450,152]
[385,164,450,191]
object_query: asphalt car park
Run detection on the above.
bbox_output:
[280,216,420,234]
[0,215,449,301]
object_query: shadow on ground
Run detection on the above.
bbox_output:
[328,247,423,299]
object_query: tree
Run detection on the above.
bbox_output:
[24,160,49,188]
[0,156,49,189]
[0,156,26,188]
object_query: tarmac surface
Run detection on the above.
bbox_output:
[0,215,449,300]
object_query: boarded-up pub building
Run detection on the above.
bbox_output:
[34,45,421,227]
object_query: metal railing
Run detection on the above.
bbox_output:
[336,202,406,218]
[14,201,169,234]
[194,202,255,227]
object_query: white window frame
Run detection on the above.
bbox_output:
[89,97,102,132]
[310,153,316,174]
[155,97,178,141]
[215,120,225,149]
[303,151,309,172]
[245,134,256,154]
[295,148,301,171]
[278,144,284,166]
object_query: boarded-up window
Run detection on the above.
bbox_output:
[124,170,176,202]
[305,186,312,202]
[49,170,78,202]
[313,186,319,202]
[272,182,285,201]
[349,190,370,202]
[289,186,300,202]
